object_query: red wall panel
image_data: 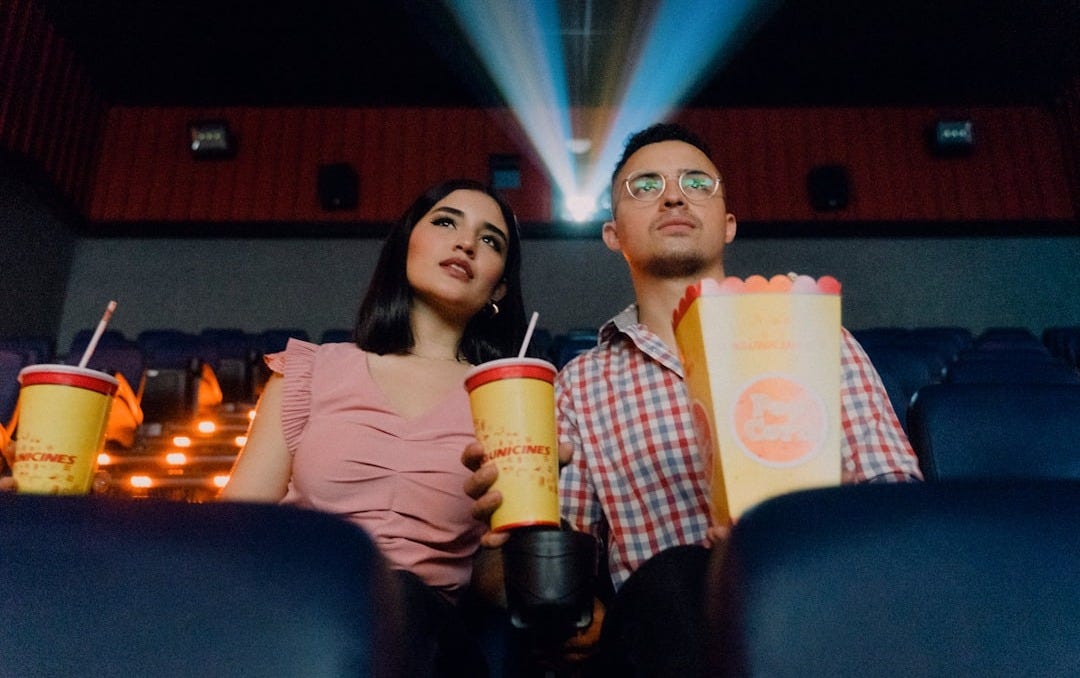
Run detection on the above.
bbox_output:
[5,0,1076,229]
[0,0,105,211]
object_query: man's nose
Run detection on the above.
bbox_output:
[661,178,685,206]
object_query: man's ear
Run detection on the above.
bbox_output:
[601,220,621,253]
[725,213,737,244]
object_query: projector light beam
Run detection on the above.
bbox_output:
[445,0,776,223]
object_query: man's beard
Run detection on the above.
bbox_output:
[642,251,710,278]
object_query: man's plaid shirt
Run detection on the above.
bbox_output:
[556,305,922,590]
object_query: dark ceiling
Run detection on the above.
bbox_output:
[40,0,1080,109]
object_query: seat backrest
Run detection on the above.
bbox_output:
[319,328,354,344]
[67,329,130,359]
[0,335,55,365]
[863,345,937,400]
[944,359,1080,385]
[0,348,27,426]
[0,495,404,677]
[706,481,1080,678]
[198,329,256,403]
[65,343,147,395]
[907,383,1080,481]
[257,328,311,354]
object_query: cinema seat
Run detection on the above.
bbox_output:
[0,348,26,428]
[706,481,1080,677]
[199,328,258,403]
[320,328,353,344]
[0,495,404,677]
[944,359,1080,385]
[906,383,1080,481]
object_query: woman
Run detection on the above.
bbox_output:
[221,179,527,676]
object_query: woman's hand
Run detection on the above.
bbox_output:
[461,440,509,548]
[462,439,575,549]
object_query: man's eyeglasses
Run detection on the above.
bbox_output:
[624,170,721,203]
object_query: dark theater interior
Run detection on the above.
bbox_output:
[2,1,1080,676]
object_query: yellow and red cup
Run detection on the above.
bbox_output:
[13,364,118,495]
[465,358,559,531]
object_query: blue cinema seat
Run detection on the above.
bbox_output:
[944,359,1080,385]
[706,480,1080,677]
[135,331,205,423]
[549,329,598,369]
[0,495,404,677]
[199,328,258,403]
[907,383,1080,481]
[0,348,27,427]
[319,328,354,344]
[0,335,55,365]
[64,343,147,395]
[67,328,130,359]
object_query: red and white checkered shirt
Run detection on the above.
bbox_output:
[556,305,922,590]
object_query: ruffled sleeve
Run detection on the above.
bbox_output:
[265,338,318,454]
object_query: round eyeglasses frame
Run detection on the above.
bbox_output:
[623,170,722,203]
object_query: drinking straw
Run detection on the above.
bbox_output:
[518,311,539,358]
[78,300,118,368]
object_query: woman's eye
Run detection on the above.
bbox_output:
[480,235,504,252]
[432,216,456,228]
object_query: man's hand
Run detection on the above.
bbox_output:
[560,596,605,665]
[705,524,731,548]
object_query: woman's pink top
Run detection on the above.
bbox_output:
[267,339,484,600]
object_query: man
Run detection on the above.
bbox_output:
[465,123,921,675]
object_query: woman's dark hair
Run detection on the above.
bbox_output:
[353,179,527,364]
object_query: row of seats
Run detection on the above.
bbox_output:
[852,327,1080,484]
[853,326,1080,431]
[2,325,603,445]
[0,327,317,447]
[3,480,1075,676]
[708,478,1080,676]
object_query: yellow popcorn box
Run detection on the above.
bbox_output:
[673,274,842,525]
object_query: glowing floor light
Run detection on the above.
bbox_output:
[444,0,775,222]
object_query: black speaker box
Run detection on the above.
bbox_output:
[807,165,849,211]
[317,163,358,211]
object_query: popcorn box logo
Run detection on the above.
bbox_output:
[732,375,827,467]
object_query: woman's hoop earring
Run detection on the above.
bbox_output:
[488,300,500,317]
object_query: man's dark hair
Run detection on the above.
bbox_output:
[610,123,713,187]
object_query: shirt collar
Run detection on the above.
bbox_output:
[599,304,685,377]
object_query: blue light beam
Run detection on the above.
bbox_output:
[444,0,774,223]
[446,0,578,192]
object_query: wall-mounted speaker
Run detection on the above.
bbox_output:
[317,163,358,211]
[807,165,849,211]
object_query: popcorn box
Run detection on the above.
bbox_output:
[673,274,842,525]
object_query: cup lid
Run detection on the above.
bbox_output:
[464,357,557,391]
[18,364,119,396]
